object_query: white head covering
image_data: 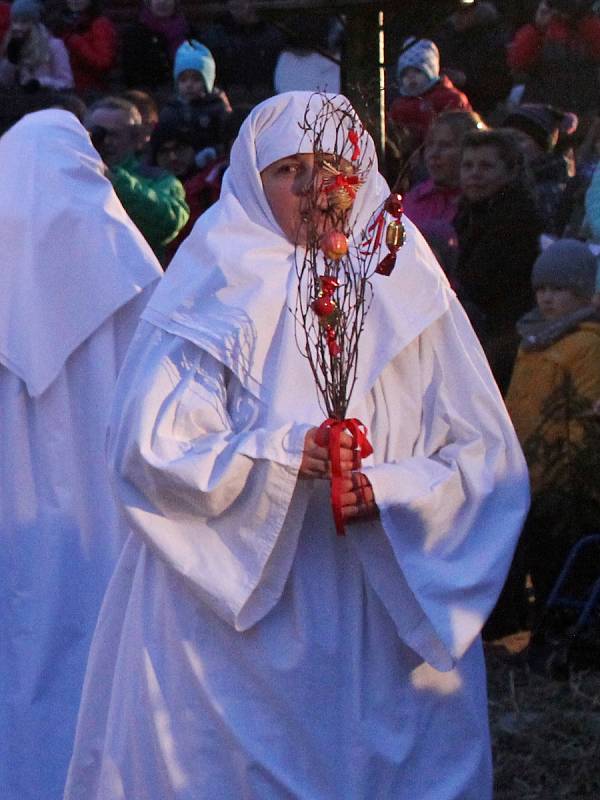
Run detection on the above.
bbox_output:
[144,91,452,423]
[0,109,162,397]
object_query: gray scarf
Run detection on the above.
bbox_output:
[517,305,600,351]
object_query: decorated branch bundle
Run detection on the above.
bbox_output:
[291,93,406,534]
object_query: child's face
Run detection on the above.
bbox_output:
[177,70,207,102]
[535,285,590,320]
[149,0,176,18]
[156,138,196,178]
[66,0,91,12]
[11,19,34,38]
[424,123,462,187]
[400,67,430,95]
[460,145,515,202]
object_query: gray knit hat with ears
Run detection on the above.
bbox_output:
[532,238,598,298]
[10,0,42,22]
[396,38,440,92]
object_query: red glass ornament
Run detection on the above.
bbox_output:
[384,193,404,218]
[319,275,339,294]
[320,230,349,261]
[312,295,337,317]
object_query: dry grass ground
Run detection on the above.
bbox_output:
[486,634,600,799]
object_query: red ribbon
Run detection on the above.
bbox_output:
[348,129,361,161]
[315,418,374,536]
[359,208,386,255]
[324,173,361,198]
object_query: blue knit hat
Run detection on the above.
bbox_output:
[532,239,598,299]
[11,0,42,22]
[173,40,216,93]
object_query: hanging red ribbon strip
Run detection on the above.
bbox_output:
[315,417,374,536]
[348,129,361,161]
[359,208,386,255]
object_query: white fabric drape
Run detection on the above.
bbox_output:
[0,110,162,800]
[0,108,160,398]
[66,303,528,799]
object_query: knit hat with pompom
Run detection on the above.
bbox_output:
[173,40,216,93]
[396,38,439,93]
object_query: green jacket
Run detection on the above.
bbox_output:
[111,155,189,262]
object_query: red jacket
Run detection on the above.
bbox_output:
[508,16,600,71]
[164,158,227,267]
[0,3,9,45]
[61,16,118,93]
[389,76,471,144]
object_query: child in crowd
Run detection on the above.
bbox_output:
[0,0,73,90]
[46,0,118,94]
[402,109,485,277]
[121,0,189,91]
[487,239,600,637]
[150,119,226,264]
[454,128,542,391]
[122,88,159,155]
[389,37,471,150]
[158,39,232,168]
[508,0,600,116]
[503,103,576,234]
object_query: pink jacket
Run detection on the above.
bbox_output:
[403,178,461,230]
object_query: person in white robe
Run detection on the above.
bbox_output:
[64,92,529,800]
[0,109,162,800]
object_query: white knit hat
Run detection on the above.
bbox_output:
[396,38,440,94]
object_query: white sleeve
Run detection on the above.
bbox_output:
[108,323,313,631]
[350,300,530,671]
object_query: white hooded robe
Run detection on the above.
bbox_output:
[64,93,529,800]
[0,109,162,800]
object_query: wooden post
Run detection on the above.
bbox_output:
[341,6,386,169]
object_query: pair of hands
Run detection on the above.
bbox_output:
[299,427,378,523]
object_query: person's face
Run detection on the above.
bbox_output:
[86,108,139,167]
[261,152,346,245]
[460,145,515,202]
[177,70,207,102]
[535,0,556,28]
[149,0,175,17]
[66,0,91,12]
[535,285,589,320]
[454,5,478,32]
[156,138,196,177]
[424,123,462,187]
[400,67,430,95]
[508,128,544,164]
[11,19,33,37]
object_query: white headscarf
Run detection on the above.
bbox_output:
[0,109,162,397]
[144,92,452,423]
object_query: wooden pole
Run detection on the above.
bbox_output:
[341,6,387,171]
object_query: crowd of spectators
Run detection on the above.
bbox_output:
[0,0,599,649]
[387,0,600,647]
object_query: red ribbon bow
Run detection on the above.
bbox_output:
[324,173,361,198]
[315,418,374,536]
